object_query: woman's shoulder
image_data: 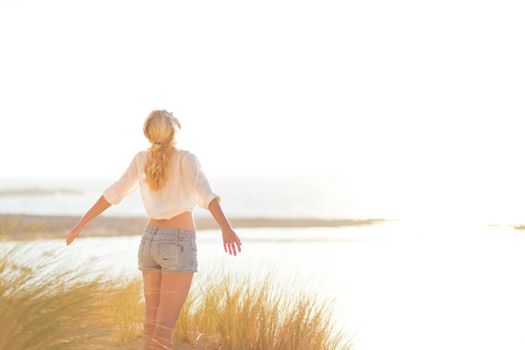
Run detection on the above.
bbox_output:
[135,150,147,161]
[177,148,201,170]
[177,148,196,159]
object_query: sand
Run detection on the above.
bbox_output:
[0,213,389,241]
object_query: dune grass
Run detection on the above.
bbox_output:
[0,238,352,350]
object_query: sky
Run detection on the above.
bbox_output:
[1,0,524,223]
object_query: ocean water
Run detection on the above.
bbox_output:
[2,221,525,350]
[0,175,395,220]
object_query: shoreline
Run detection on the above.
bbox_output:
[0,213,392,241]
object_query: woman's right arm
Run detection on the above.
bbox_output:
[182,151,242,255]
[208,197,242,256]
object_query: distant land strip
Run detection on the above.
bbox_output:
[487,223,525,230]
[0,213,392,241]
[0,188,83,196]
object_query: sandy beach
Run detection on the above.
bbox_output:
[0,213,389,241]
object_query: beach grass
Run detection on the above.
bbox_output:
[0,239,352,350]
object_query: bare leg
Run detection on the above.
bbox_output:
[142,270,161,350]
[151,271,194,349]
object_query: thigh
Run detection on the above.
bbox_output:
[157,271,194,320]
[142,269,162,305]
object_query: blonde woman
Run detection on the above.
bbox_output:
[65,109,242,350]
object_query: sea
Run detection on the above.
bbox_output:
[1,176,525,350]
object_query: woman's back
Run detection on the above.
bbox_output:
[102,148,221,225]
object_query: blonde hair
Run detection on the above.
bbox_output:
[142,109,182,191]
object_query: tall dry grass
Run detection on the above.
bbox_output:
[172,264,352,350]
[0,237,352,350]
[0,239,149,350]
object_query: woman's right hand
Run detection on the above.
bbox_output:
[221,227,242,256]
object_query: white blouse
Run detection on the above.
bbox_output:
[102,148,221,219]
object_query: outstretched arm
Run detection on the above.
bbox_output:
[208,197,242,256]
[65,152,139,246]
[65,195,112,245]
[182,151,242,255]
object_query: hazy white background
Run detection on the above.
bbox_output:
[1,0,524,223]
[2,4,525,349]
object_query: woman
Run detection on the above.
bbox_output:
[65,109,242,350]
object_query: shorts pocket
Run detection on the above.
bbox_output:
[159,241,184,266]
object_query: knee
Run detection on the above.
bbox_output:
[155,308,182,329]
[144,295,160,311]
[144,288,161,303]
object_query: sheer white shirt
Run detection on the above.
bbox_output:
[102,148,221,219]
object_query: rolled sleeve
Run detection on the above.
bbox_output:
[200,191,222,210]
[182,151,221,210]
[102,152,140,205]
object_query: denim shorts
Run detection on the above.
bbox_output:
[138,224,198,273]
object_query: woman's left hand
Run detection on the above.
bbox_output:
[65,223,84,246]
